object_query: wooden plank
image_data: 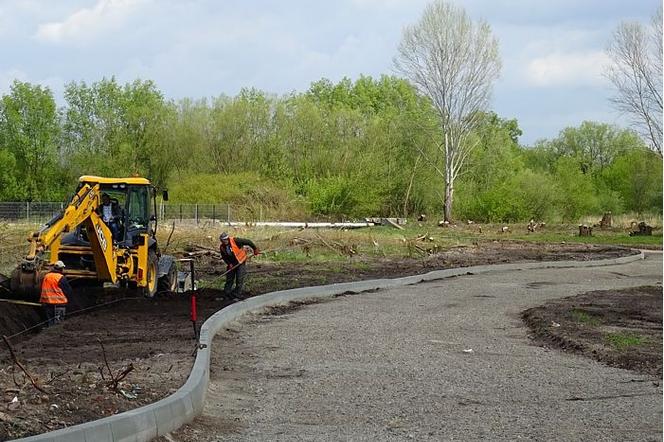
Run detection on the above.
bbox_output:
[383,218,404,230]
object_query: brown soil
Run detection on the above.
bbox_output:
[522,285,663,377]
[0,242,638,440]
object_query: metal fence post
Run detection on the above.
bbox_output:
[26,202,30,223]
[212,205,216,224]
[179,204,182,221]
[227,204,231,223]
[195,204,199,225]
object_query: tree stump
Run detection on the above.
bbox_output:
[578,225,593,236]
[630,222,653,236]
[599,212,613,228]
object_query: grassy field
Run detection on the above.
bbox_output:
[1,218,661,276]
[156,218,662,260]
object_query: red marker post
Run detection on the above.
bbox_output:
[190,292,197,333]
[190,259,198,340]
[180,259,198,340]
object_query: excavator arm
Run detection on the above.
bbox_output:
[13,183,117,294]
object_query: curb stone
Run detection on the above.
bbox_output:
[15,251,645,441]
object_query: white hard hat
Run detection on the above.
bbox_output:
[54,261,65,269]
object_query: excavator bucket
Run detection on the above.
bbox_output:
[1,266,43,300]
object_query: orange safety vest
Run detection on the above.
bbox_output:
[40,272,69,305]
[227,237,247,264]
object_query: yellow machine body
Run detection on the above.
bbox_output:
[11,176,163,297]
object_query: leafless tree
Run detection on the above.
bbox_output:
[605,7,662,157]
[393,0,501,222]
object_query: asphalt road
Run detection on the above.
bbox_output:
[168,253,663,441]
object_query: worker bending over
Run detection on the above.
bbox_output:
[218,232,259,300]
[40,261,73,326]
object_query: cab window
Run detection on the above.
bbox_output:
[126,186,148,229]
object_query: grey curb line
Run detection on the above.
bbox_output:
[16,251,645,442]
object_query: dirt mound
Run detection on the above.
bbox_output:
[522,285,663,377]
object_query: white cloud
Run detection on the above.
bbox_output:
[34,0,149,44]
[525,51,611,87]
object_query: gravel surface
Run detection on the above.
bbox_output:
[165,253,663,442]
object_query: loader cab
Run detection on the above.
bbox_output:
[63,176,158,249]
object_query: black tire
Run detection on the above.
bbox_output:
[157,262,177,294]
[142,250,158,298]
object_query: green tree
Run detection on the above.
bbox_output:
[0,81,61,200]
[394,0,502,222]
[602,148,662,213]
[63,78,175,187]
[0,148,20,200]
[553,156,599,221]
[549,121,643,173]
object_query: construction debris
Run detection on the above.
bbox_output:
[527,220,546,233]
[228,221,374,229]
[365,218,407,229]
[629,222,653,237]
[382,218,404,230]
[405,234,439,257]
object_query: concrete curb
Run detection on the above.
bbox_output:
[16,251,645,441]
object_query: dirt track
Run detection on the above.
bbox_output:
[165,251,662,441]
[0,242,640,440]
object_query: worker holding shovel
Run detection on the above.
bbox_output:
[218,232,260,301]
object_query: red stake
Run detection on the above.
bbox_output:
[190,294,197,322]
[190,293,198,339]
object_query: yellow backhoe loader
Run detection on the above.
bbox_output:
[3,175,177,299]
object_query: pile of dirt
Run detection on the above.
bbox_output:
[522,285,663,377]
[0,242,639,440]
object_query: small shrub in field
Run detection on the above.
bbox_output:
[570,309,600,326]
[605,332,645,350]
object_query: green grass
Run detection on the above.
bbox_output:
[570,309,601,326]
[1,218,660,278]
[605,332,645,349]
[509,230,662,248]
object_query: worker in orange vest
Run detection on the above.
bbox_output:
[40,261,73,326]
[218,232,259,300]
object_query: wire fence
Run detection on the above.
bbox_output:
[0,202,248,225]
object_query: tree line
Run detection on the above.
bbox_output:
[0,76,660,221]
[0,0,660,222]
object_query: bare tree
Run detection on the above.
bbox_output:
[605,7,662,157]
[393,0,501,222]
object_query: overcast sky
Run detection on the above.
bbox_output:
[0,0,659,145]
